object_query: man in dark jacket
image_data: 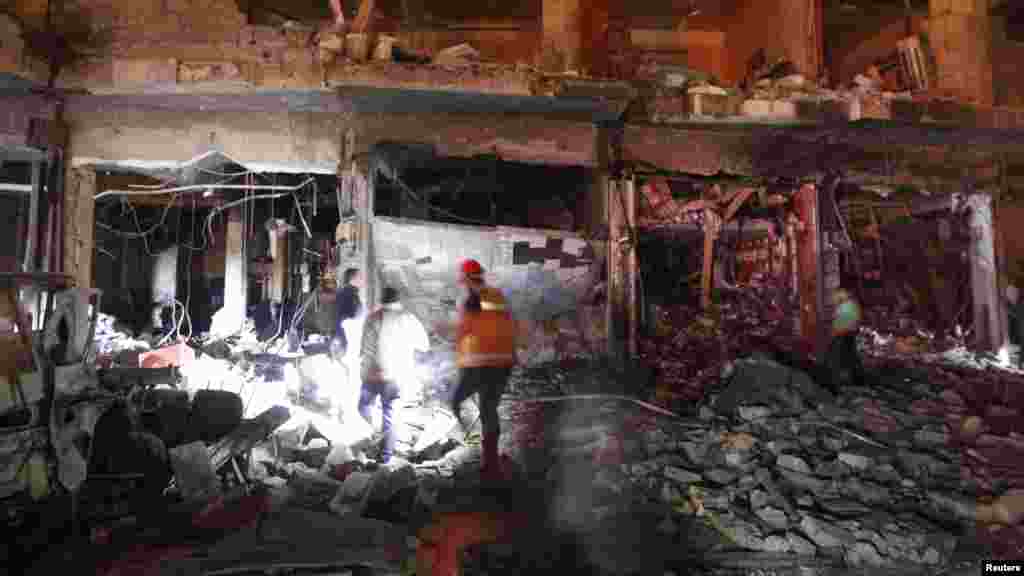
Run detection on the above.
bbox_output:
[335,268,362,354]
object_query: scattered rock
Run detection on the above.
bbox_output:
[703,468,739,486]
[814,459,849,478]
[799,515,855,549]
[777,469,826,493]
[838,452,872,471]
[776,454,812,474]
[845,540,886,567]
[337,471,375,502]
[787,532,817,555]
[664,466,702,485]
[737,406,772,421]
[818,498,872,517]
[755,506,789,530]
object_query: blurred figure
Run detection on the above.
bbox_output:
[826,288,864,393]
[335,268,363,354]
[358,286,430,463]
[451,259,518,482]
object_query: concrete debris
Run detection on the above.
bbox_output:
[434,43,480,66]
[169,441,221,502]
[94,313,151,359]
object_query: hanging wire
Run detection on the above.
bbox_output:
[387,169,492,226]
[96,194,178,238]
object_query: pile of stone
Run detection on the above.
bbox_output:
[596,353,1024,569]
[642,296,794,408]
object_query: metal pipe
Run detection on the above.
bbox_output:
[23,161,40,272]
[94,178,316,200]
[0,183,33,193]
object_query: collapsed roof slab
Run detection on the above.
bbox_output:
[625,121,1024,185]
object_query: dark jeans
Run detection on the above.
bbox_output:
[358,379,401,462]
[826,332,864,391]
[451,366,511,448]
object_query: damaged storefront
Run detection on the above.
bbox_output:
[3,50,1024,576]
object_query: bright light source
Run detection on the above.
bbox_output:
[997,344,1013,369]
[203,188,214,198]
[283,363,301,393]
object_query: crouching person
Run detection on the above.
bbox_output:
[358,286,430,464]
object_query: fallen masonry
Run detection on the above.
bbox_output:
[25,309,1024,575]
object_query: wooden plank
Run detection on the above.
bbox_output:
[722,187,756,222]
[624,178,638,358]
[701,207,716,310]
[607,178,625,357]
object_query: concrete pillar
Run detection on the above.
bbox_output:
[223,206,247,328]
[778,0,824,78]
[929,0,994,105]
[269,228,289,303]
[63,167,95,290]
[606,177,637,359]
[793,184,821,356]
[966,193,1006,352]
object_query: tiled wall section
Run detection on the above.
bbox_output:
[371,217,605,362]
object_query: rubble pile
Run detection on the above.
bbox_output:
[510,355,1009,571]
[641,294,793,409]
[93,313,153,361]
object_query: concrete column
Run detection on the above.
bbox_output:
[929,0,994,105]
[63,167,95,290]
[793,184,821,356]
[223,206,247,328]
[966,193,1006,352]
[778,0,824,78]
[606,177,637,359]
[269,229,289,303]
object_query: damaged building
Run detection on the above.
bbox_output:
[2,0,1024,574]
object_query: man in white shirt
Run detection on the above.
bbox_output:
[358,286,430,463]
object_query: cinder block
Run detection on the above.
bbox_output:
[113,58,179,86]
[740,99,773,118]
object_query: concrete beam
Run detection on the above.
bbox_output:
[63,167,96,290]
[223,207,247,329]
[68,106,599,171]
[624,122,1024,178]
[623,124,757,176]
[63,88,617,120]
[67,108,346,175]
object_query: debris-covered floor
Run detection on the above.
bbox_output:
[8,293,1021,576]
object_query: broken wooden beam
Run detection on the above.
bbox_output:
[701,207,717,310]
[722,187,757,222]
[208,405,291,472]
[606,177,637,359]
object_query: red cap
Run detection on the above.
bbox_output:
[460,259,483,280]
